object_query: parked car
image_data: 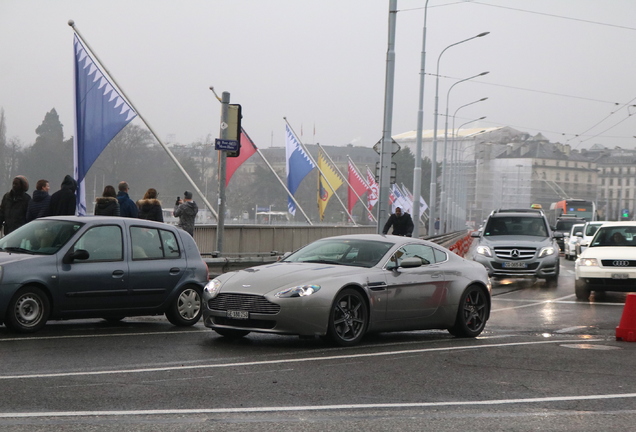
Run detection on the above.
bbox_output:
[564,223,585,261]
[471,209,562,284]
[575,222,636,300]
[202,234,491,346]
[575,221,605,256]
[0,216,209,333]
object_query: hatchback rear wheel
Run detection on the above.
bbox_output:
[166,285,202,326]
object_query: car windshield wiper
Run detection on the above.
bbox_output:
[2,247,36,255]
[302,259,342,265]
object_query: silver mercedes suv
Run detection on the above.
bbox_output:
[471,209,562,284]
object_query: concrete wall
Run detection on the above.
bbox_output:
[192,224,377,256]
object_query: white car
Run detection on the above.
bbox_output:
[575,222,636,300]
[575,221,605,256]
[564,223,585,261]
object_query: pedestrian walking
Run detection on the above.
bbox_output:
[382,207,414,237]
[49,175,77,216]
[137,188,164,222]
[26,179,51,222]
[173,191,198,236]
[94,185,121,216]
[116,181,138,218]
[0,175,31,235]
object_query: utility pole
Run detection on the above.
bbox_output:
[216,91,230,253]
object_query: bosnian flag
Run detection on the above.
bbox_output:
[285,124,315,215]
[73,34,136,215]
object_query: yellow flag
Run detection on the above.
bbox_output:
[317,149,343,221]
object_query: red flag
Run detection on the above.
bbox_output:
[226,130,258,187]
[347,161,368,213]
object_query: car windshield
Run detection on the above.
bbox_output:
[555,219,586,232]
[590,226,636,247]
[283,239,394,268]
[0,219,83,255]
[585,223,602,236]
[484,216,547,237]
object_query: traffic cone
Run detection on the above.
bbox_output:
[616,293,636,342]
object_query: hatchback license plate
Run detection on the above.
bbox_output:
[612,273,629,279]
[503,261,527,269]
[227,310,249,319]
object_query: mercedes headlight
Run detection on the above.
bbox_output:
[275,284,321,298]
[538,246,556,257]
[203,278,222,298]
[475,246,492,257]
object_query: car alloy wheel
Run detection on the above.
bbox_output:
[449,285,489,338]
[328,288,368,346]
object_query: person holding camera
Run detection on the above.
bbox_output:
[173,191,198,236]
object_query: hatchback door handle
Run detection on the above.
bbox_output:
[169,267,181,274]
[112,270,125,277]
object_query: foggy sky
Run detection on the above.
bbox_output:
[2,0,636,152]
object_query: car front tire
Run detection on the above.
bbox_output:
[575,279,591,301]
[166,285,202,326]
[5,286,50,333]
[448,285,489,338]
[327,288,368,346]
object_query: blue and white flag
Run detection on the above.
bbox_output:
[285,124,315,215]
[391,184,412,214]
[73,34,137,215]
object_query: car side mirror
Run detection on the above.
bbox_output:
[63,249,89,264]
[400,257,424,268]
[553,232,564,239]
[470,231,481,238]
[575,232,583,237]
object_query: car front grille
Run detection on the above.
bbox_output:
[601,260,636,268]
[493,247,536,260]
[208,293,281,314]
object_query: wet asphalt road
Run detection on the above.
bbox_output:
[1,257,635,431]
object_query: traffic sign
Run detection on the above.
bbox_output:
[215,138,239,151]
[373,138,401,156]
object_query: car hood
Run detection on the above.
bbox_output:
[580,246,636,259]
[216,262,369,295]
[479,235,552,247]
[0,252,48,265]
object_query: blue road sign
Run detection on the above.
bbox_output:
[215,138,239,151]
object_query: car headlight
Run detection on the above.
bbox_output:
[203,278,222,298]
[578,258,599,267]
[475,246,492,257]
[538,246,556,258]
[275,284,321,298]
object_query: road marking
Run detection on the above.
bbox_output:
[1,392,636,418]
[0,338,601,380]
[491,294,577,312]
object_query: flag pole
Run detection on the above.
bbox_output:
[284,118,357,226]
[69,20,218,220]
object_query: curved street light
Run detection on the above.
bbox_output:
[428,31,489,236]
[440,72,489,231]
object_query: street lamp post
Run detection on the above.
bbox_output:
[411,0,430,238]
[449,116,486,229]
[428,31,489,236]
[440,72,489,232]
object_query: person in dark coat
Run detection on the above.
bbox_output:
[382,206,414,237]
[94,185,120,216]
[0,175,31,235]
[49,175,77,216]
[116,181,138,218]
[26,179,51,222]
[137,188,164,222]
[173,191,198,236]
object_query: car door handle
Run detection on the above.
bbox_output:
[169,267,181,274]
[112,270,125,277]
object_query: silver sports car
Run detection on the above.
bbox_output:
[203,234,491,346]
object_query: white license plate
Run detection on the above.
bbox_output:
[503,261,527,269]
[612,273,629,279]
[227,310,249,319]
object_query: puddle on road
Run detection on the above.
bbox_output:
[560,343,622,350]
